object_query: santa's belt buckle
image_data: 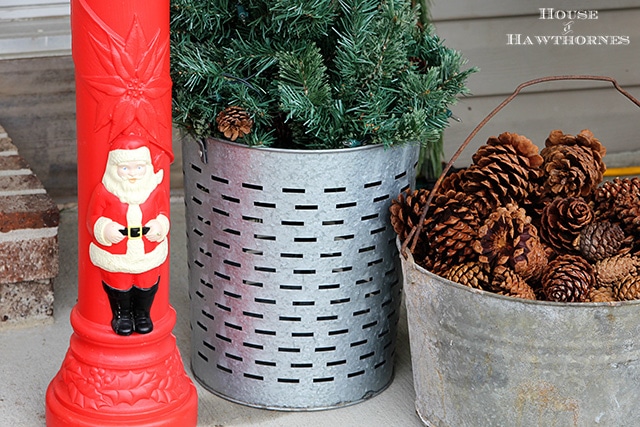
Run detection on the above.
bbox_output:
[119,226,149,239]
[129,226,143,239]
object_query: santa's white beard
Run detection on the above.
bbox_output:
[102,164,164,205]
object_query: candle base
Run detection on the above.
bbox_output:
[46,307,197,427]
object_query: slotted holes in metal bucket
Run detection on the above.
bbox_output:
[184,137,419,410]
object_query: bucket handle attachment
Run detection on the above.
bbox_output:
[401,74,640,259]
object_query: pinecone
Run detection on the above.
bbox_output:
[539,197,593,253]
[422,191,481,275]
[389,188,430,260]
[540,129,606,199]
[472,132,543,168]
[593,177,640,220]
[611,191,640,238]
[473,204,547,280]
[593,178,640,238]
[437,167,466,195]
[614,270,640,301]
[593,253,640,289]
[587,287,617,303]
[461,132,543,216]
[389,188,430,242]
[541,254,594,302]
[576,221,626,261]
[216,106,253,141]
[443,262,491,290]
[490,265,536,300]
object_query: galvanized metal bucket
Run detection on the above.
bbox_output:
[399,76,640,427]
[400,245,640,427]
[183,137,419,410]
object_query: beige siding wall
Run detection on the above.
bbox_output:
[0,1,71,60]
[430,2,640,167]
[0,1,69,20]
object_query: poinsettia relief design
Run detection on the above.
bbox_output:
[85,15,172,143]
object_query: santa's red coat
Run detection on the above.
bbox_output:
[87,182,170,289]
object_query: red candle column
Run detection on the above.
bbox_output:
[45,0,198,425]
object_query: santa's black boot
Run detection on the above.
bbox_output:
[102,282,134,336]
[132,282,158,334]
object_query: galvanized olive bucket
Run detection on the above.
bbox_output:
[400,246,640,427]
[183,137,419,410]
[399,76,640,427]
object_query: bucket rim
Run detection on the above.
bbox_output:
[396,237,640,309]
[204,137,419,156]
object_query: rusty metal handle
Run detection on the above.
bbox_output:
[401,75,640,258]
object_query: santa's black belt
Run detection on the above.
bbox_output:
[119,226,150,239]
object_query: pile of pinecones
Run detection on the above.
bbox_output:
[391,129,640,302]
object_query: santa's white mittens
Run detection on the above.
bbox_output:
[94,216,118,246]
[148,214,170,240]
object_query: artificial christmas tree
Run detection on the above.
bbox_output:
[170,0,474,155]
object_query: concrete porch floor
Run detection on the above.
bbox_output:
[0,196,423,427]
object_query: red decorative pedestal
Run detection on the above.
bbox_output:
[46,308,197,426]
[46,0,197,425]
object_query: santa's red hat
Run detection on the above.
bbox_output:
[108,135,153,165]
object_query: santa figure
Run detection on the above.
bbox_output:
[88,134,170,336]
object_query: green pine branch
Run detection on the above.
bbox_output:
[170,0,477,155]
